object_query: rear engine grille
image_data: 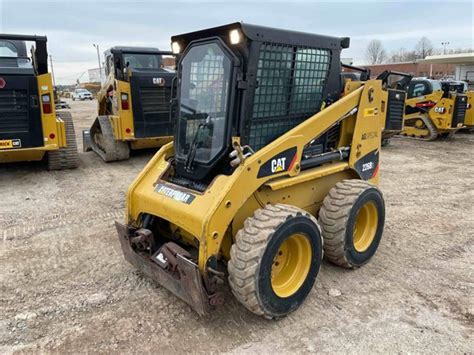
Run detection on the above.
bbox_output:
[452,95,467,127]
[140,87,171,118]
[0,89,29,132]
[385,90,405,131]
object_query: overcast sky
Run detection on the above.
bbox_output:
[1,0,472,84]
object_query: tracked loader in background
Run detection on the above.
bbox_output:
[401,78,468,140]
[0,34,79,170]
[83,47,177,161]
[115,23,407,318]
[439,80,473,131]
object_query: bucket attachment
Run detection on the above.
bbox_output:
[115,222,223,315]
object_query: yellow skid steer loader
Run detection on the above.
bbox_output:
[115,23,406,318]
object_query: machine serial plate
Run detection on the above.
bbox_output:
[155,182,196,204]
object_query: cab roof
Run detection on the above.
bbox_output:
[171,22,350,50]
[105,46,162,55]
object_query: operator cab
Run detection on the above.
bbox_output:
[440,80,468,95]
[103,46,177,139]
[0,35,49,149]
[104,46,176,81]
[170,22,348,185]
[0,39,34,73]
[407,78,442,99]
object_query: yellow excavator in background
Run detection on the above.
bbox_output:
[115,23,408,318]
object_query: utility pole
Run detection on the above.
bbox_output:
[93,44,103,83]
[441,42,450,79]
[49,55,56,87]
[441,41,450,55]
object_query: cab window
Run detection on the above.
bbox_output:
[408,82,429,98]
[431,81,442,92]
[123,53,162,69]
[0,41,18,57]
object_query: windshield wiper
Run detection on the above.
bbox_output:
[185,123,205,172]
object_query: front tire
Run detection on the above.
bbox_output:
[228,204,323,319]
[318,180,385,268]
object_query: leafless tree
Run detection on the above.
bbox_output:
[415,37,434,59]
[365,40,387,64]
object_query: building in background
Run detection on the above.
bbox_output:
[364,62,455,79]
[88,68,106,83]
[420,53,474,86]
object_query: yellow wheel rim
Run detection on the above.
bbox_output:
[353,201,378,252]
[271,233,312,298]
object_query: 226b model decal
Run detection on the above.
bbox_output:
[257,147,297,178]
[354,149,379,180]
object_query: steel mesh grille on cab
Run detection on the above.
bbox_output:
[248,43,332,150]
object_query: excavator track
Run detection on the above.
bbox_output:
[89,116,130,162]
[402,115,438,141]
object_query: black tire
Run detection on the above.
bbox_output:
[381,138,390,147]
[228,204,323,319]
[318,180,385,268]
[47,111,79,170]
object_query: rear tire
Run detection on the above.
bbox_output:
[318,180,384,268]
[228,204,323,319]
[47,111,79,170]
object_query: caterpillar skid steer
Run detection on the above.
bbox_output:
[115,23,406,318]
[83,47,177,161]
[401,78,467,140]
[0,34,79,170]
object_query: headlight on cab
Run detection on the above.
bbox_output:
[229,29,242,45]
[172,41,181,54]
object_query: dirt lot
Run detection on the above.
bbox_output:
[1,99,473,353]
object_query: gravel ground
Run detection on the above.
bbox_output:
[1,99,473,353]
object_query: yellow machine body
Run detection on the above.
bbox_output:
[402,90,467,139]
[125,80,386,271]
[0,73,66,164]
[116,24,405,316]
[96,75,173,149]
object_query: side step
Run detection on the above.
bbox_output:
[86,116,130,162]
